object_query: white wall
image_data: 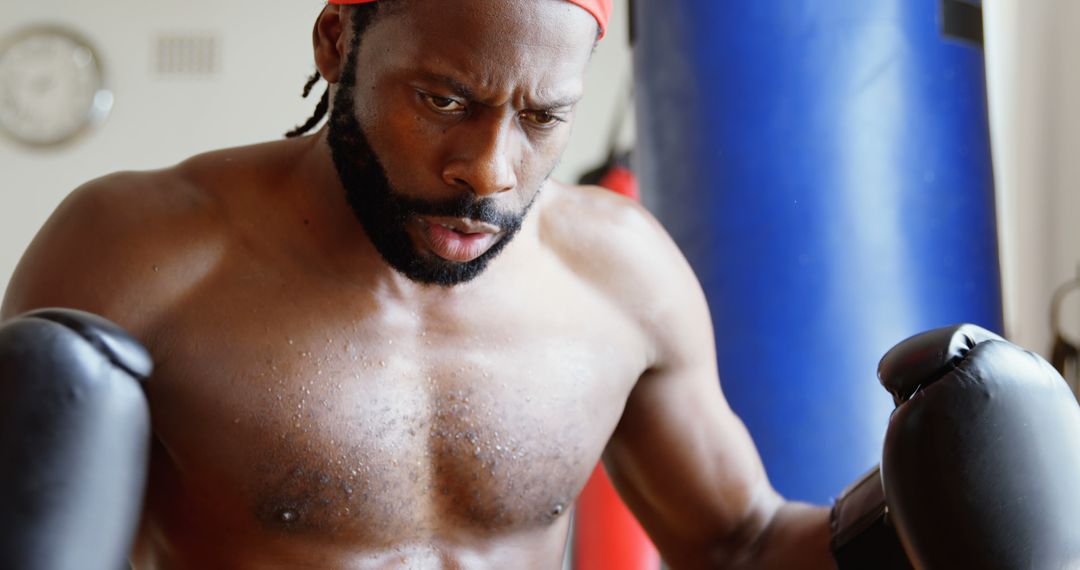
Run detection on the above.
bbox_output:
[985,0,1080,359]
[0,0,634,299]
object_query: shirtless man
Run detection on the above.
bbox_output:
[1,0,854,567]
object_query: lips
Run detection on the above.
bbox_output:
[418,216,501,262]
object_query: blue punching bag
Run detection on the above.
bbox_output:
[632,0,1003,502]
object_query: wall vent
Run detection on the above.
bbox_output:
[154,33,220,76]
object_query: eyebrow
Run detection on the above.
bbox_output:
[417,72,582,110]
[420,72,476,101]
[540,93,583,110]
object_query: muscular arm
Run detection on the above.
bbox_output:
[3,181,118,320]
[600,201,835,570]
[1,170,219,333]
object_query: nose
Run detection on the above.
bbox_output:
[441,118,519,197]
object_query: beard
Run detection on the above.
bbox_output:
[325,49,537,287]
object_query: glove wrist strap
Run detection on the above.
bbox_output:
[830,466,912,569]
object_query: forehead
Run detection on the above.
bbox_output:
[354,0,597,102]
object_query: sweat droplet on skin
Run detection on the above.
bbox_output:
[278,509,299,523]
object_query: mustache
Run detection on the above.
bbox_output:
[393,192,522,229]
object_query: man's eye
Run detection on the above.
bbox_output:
[523,110,563,127]
[423,94,465,113]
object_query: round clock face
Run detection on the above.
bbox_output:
[0,25,113,147]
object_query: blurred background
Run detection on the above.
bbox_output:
[986,1,1080,372]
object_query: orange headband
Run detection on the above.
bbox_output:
[326,0,612,38]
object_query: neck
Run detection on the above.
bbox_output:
[284,126,406,292]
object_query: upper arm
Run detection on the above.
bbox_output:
[1,171,210,336]
[3,177,129,320]
[599,203,782,568]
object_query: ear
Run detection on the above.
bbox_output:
[313,5,348,84]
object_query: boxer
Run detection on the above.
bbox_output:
[5,1,1080,569]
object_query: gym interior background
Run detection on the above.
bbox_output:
[0,1,1077,445]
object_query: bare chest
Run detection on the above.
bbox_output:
[144,275,646,545]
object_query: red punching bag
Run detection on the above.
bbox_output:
[579,151,639,201]
[574,150,659,570]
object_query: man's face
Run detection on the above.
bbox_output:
[325,0,597,286]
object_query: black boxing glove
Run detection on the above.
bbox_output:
[880,324,1080,569]
[0,308,152,570]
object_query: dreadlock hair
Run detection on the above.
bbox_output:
[284,71,328,138]
[285,3,386,138]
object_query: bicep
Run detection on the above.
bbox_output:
[601,228,781,567]
[605,363,777,566]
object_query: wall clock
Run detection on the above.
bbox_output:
[0,25,113,148]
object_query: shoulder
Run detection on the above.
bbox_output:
[0,139,295,334]
[539,182,714,370]
[539,182,672,285]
